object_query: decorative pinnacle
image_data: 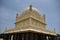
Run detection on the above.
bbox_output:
[29,4,32,11]
[16,13,18,18]
[43,14,45,18]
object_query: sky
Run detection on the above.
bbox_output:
[0,0,60,34]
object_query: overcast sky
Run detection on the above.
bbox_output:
[0,0,60,34]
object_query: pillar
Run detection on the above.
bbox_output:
[13,34,16,40]
[46,36,49,40]
[31,33,33,40]
[41,34,42,40]
[19,33,22,40]
[22,33,24,40]
[35,34,38,40]
[43,34,46,40]
[26,33,28,40]
[8,35,10,40]
[11,35,13,40]
[42,34,44,40]
[18,33,19,40]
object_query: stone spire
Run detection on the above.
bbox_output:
[29,4,32,11]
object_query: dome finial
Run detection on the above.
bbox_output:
[29,4,32,11]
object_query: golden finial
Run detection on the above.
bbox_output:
[29,4,32,11]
